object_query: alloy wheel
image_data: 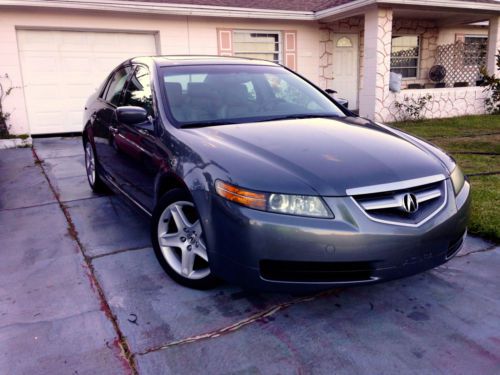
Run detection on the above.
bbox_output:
[85,142,96,186]
[157,201,210,280]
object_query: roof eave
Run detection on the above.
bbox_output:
[0,0,315,20]
[316,0,500,19]
[0,0,498,21]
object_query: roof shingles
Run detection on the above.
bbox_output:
[123,0,499,12]
[123,0,359,12]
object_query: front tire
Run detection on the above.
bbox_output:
[152,189,218,289]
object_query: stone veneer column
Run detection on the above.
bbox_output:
[359,7,393,122]
[487,16,500,75]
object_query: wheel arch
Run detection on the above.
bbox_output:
[154,172,191,206]
[154,170,213,214]
[82,122,93,147]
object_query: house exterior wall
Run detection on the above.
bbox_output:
[385,87,488,122]
[318,17,364,91]
[393,20,438,89]
[320,18,440,92]
[1,6,498,134]
[320,14,492,121]
[438,25,489,45]
[0,8,320,135]
[359,7,393,122]
[488,16,500,75]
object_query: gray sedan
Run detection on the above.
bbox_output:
[83,56,470,291]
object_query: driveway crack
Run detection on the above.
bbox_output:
[136,288,340,356]
[32,148,138,375]
[456,244,498,258]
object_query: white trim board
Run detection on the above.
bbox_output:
[0,0,498,21]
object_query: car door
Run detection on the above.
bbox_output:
[92,65,134,181]
[111,64,161,212]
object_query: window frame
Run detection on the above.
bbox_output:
[122,63,157,119]
[232,30,283,64]
[463,34,488,67]
[390,35,421,80]
[100,65,134,107]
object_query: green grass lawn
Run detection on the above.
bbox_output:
[393,115,500,243]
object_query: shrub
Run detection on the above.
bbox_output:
[479,50,500,114]
[394,93,433,121]
[0,74,19,138]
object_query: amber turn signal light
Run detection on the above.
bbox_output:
[215,180,266,210]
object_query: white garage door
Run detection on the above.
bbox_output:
[18,30,157,134]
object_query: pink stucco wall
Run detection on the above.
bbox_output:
[0,8,320,135]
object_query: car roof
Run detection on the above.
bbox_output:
[130,55,280,67]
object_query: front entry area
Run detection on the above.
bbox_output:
[332,33,359,110]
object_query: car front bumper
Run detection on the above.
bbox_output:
[200,179,471,292]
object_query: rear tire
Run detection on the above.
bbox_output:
[84,140,108,193]
[152,189,218,289]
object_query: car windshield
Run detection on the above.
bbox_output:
[161,64,346,127]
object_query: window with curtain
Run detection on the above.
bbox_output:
[232,31,282,64]
[390,36,420,79]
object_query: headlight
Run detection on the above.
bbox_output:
[450,166,465,195]
[215,180,333,218]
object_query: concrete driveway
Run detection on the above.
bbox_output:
[1,137,499,375]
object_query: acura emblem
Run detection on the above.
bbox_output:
[402,193,419,213]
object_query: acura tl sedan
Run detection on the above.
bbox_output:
[83,56,470,291]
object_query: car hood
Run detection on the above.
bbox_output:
[186,117,446,196]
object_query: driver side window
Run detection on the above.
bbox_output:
[122,65,154,117]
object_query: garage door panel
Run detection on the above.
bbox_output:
[19,55,59,75]
[25,86,62,102]
[18,30,157,134]
[63,57,93,73]
[68,111,86,126]
[60,32,89,50]
[66,85,95,99]
[67,98,90,111]
[17,32,58,51]
[63,74,95,86]
[90,33,156,53]
[32,112,64,130]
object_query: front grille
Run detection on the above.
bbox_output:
[260,260,375,282]
[351,179,447,226]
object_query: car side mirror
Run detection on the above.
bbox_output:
[116,106,148,126]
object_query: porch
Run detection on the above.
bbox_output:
[318,4,500,122]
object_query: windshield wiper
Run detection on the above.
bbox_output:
[255,113,343,122]
[180,120,239,129]
[180,114,342,128]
